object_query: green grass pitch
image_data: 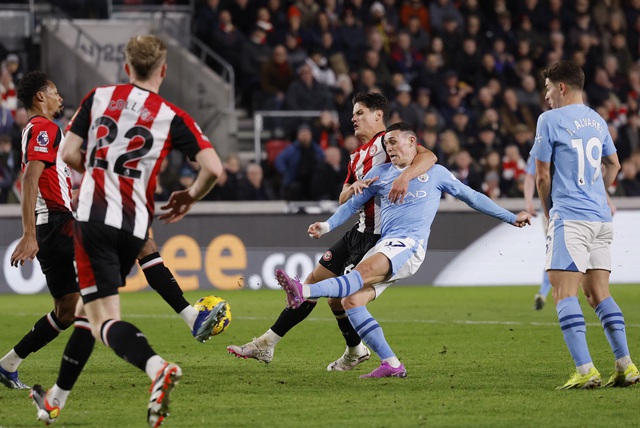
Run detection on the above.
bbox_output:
[1,285,639,427]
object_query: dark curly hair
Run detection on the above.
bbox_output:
[17,70,49,109]
[352,92,390,121]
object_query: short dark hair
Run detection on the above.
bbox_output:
[352,91,390,121]
[17,70,49,109]
[385,121,416,137]
[542,60,585,91]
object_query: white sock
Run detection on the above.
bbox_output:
[302,284,311,299]
[615,356,632,372]
[179,305,199,331]
[382,356,401,368]
[145,355,166,381]
[577,362,595,375]
[258,329,281,347]
[347,343,367,356]
[48,384,71,409]
[0,349,23,372]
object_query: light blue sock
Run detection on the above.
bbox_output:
[538,270,551,297]
[346,306,394,360]
[308,270,364,299]
[557,297,592,366]
[595,296,629,360]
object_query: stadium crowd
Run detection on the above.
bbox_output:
[3,0,640,202]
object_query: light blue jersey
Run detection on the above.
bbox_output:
[525,154,536,176]
[326,164,517,246]
[530,104,615,222]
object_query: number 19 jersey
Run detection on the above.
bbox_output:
[68,84,214,238]
[530,104,616,222]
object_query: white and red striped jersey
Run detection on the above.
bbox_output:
[344,130,389,234]
[68,84,213,239]
[21,116,73,225]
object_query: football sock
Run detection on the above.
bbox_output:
[56,317,95,391]
[577,362,595,375]
[101,320,156,372]
[556,297,592,367]
[139,252,190,314]
[346,306,394,360]
[47,384,71,410]
[179,306,199,331]
[332,309,362,348]
[258,329,282,347]
[616,356,633,372]
[382,356,402,369]
[595,297,630,360]
[538,270,552,298]
[270,300,317,337]
[308,270,364,299]
[12,311,67,362]
[0,350,21,373]
[145,355,166,381]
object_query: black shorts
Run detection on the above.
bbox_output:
[319,223,381,276]
[35,212,79,298]
[74,221,145,304]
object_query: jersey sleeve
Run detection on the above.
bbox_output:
[169,111,213,161]
[68,89,96,138]
[25,121,61,165]
[602,129,617,157]
[436,166,517,224]
[530,113,552,162]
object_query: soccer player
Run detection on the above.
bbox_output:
[0,71,78,391]
[277,122,531,378]
[523,156,552,310]
[530,60,639,389]
[29,35,223,427]
[227,92,437,370]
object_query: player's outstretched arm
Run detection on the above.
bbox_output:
[338,176,379,205]
[160,148,222,224]
[389,146,437,204]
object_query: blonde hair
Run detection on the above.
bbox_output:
[125,35,167,80]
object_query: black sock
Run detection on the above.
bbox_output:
[56,317,95,391]
[333,309,362,347]
[14,311,67,359]
[270,300,317,337]
[101,320,156,372]
[139,252,190,314]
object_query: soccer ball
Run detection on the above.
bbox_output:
[193,295,232,336]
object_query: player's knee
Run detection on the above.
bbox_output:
[327,297,344,311]
[137,238,158,259]
[342,295,365,310]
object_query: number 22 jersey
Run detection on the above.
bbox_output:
[68,84,214,238]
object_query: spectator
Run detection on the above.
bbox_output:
[452,38,482,87]
[266,0,288,37]
[360,49,392,94]
[194,0,220,44]
[315,110,343,150]
[229,0,256,35]
[3,53,23,86]
[274,123,324,200]
[9,107,27,153]
[332,85,354,138]
[450,107,476,147]
[0,97,13,136]
[511,124,534,161]
[284,32,307,70]
[450,149,483,192]
[305,49,337,87]
[237,163,276,200]
[240,27,272,111]
[618,111,640,163]
[501,144,526,196]
[429,0,463,35]
[285,63,333,115]
[389,83,421,129]
[336,8,367,71]
[210,10,245,73]
[406,15,430,55]
[310,146,347,200]
[389,30,423,83]
[469,126,501,161]
[515,75,542,117]
[615,158,640,196]
[498,88,537,137]
[400,0,429,32]
[437,129,460,167]
[259,44,294,131]
[0,66,17,116]
[295,0,320,29]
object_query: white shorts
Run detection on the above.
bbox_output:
[545,220,612,273]
[360,237,426,298]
